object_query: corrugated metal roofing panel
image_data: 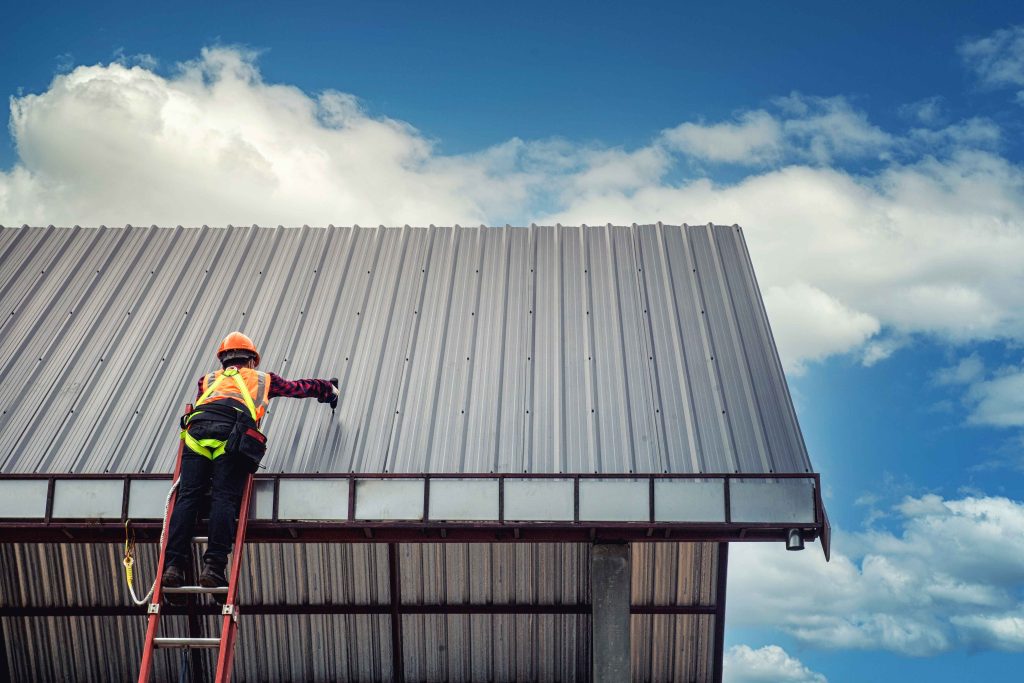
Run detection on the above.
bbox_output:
[1,222,801,679]
[0,224,811,477]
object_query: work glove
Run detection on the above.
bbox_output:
[330,378,339,411]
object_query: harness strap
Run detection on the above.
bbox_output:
[227,369,259,423]
[184,367,262,459]
[194,367,259,423]
[181,430,228,458]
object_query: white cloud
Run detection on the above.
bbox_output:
[932,354,985,386]
[546,151,1024,371]
[908,118,1001,151]
[951,613,1024,651]
[723,645,827,683]
[965,368,1024,427]
[0,47,547,227]
[3,48,1024,373]
[662,95,892,166]
[728,494,1024,656]
[960,25,1024,90]
[898,96,945,125]
[773,93,893,164]
[761,283,879,373]
[933,357,1024,429]
[112,47,158,70]
[860,334,909,367]
[663,111,783,164]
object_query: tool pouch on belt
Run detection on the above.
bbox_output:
[226,419,267,473]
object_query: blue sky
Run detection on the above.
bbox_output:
[3,2,1024,681]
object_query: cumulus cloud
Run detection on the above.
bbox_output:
[960,25,1024,97]
[663,111,783,164]
[723,645,827,683]
[546,152,1024,372]
[898,96,946,125]
[906,117,1001,154]
[964,367,1024,427]
[662,95,892,166]
[3,47,1024,373]
[761,283,879,372]
[772,93,893,163]
[0,47,548,226]
[950,613,1024,651]
[932,354,985,387]
[931,356,1024,428]
[728,494,1024,656]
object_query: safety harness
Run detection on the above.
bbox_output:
[181,367,261,459]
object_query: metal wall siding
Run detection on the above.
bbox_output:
[401,614,588,682]
[632,614,715,682]
[0,224,810,477]
[2,540,720,681]
[631,542,717,607]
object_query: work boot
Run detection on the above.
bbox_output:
[199,562,229,604]
[161,564,186,606]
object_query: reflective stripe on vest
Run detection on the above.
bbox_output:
[182,367,269,460]
[196,367,269,422]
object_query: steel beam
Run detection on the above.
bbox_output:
[387,543,405,683]
[712,542,729,683]
[0,603,716,618]
[591,543,631,683]
[0,522,820,545]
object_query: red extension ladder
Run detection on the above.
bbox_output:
[136,409,255,683]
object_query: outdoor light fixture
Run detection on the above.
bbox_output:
[786,528,805,551]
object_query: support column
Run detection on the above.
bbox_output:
[591,543,630,682]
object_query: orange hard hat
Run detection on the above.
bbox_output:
[217,331,260,367]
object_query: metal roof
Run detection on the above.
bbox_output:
[0,224,810,476]
[0,224,814,681]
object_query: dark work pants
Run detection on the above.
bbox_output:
[165,448,249,570]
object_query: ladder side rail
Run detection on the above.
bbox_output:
[213,471,255,683]
[138,403,192,683]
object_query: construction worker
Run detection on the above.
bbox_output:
[161,332,338,603]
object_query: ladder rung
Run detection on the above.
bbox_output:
[162,585,229,594]
[153,637,221,649]
[192,536,209,543]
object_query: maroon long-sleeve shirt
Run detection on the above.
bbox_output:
[195,372,335,404]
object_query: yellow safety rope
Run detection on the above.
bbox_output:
[122,477,179,605]
[123,520,136,586]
